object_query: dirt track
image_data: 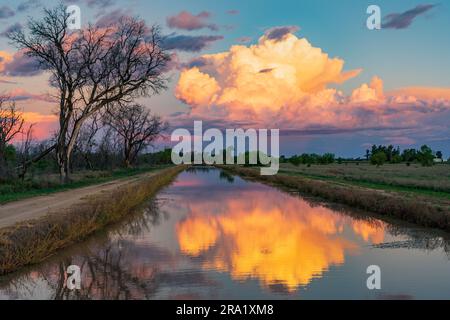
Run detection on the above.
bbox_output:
[0,172,157,229]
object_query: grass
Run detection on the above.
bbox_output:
[0,165,173,204]
[0,165,186,274]
[217,165,450,232]
[279,162,450,195]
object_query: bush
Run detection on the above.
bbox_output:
[370,152,387,166]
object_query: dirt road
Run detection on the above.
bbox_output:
[0,172,158,229]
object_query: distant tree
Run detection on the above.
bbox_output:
[74,115,101,170]
[370,151,387,167]
[386,145,394,162]
[104,103,167,167]
[365,149,370,161]
[417,145,434,167]
[402,148,417,163]
[320,153,335,164]
[0,97,23,163]
[436,151,443,159]
[391,154,402,164]
[288,155,301,166]
[17,124,35,180]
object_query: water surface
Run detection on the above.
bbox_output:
[1,167,449,299]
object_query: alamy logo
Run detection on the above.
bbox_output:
[366,265,381,290]
[65,265,81,290]
[66,5,81,30]
[171,121,280,175]
[367,5,381,30]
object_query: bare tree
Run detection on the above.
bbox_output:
[104,103,166,167]
[8,4,170,182]
[0,97,24,166]
[97,126,121,170]
[74,114,101,170]
[17,124,35,181]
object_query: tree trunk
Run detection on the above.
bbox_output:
[123,144,132,168]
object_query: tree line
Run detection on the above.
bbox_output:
[280,144,446,167]
[282,153,336,166]
[367,144,443,167]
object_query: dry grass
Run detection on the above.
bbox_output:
[218,165,450,232]
[0,165,186,274]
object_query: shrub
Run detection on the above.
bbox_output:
[370,152,387,166]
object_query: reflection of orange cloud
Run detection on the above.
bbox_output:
[176,190,385,291]
[351,220,385,244]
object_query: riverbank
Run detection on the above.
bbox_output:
[0,166,173,205]
[217,165,450,232]
[0,165,186,274]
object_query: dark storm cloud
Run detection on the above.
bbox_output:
[259,68,274,73]
[264,25,300,41]
[95,9,132,27]
[1,22,22,37]
[1,51,42,77]
[162,35,224,52]
[382,4,436,29]
[17,0,40,12]
[63,0,116,9]
[0,5,15,19]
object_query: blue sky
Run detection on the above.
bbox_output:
[1,0,449,157]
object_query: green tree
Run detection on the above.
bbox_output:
[436,151,443,159]
[370,151,387,167]
[417,145,434,167]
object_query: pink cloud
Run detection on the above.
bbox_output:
[167,11,219,31]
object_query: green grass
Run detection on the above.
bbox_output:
[0,165,185,274]
[278,168,450,200]
[0,165,174,204]
[279,162,450,200]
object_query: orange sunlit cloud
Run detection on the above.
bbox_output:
[176,189,385,291]
[175,32,450,130]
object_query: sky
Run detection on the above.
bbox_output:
[0,0,449,157]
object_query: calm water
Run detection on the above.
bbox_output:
[1,167,449,300]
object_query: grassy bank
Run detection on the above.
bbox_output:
[218,165,450,232]
[0,165,186,274]
[0,165,173,204]
[279,163,450,198]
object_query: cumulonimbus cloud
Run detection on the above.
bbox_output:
[175,30,450,132]
[167,11,219,31]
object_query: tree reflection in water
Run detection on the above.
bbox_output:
[0,200,215,300]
